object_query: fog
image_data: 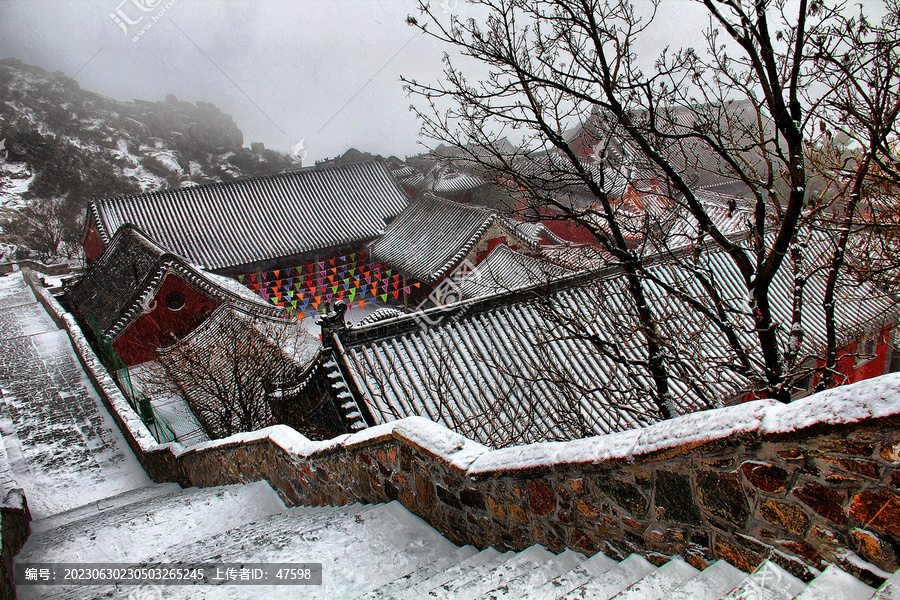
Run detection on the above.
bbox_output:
[0,0,824,163]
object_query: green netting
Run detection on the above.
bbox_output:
[88,315,181,444]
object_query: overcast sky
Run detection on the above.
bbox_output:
[2,0,880,163]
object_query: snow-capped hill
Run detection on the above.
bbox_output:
[0,56,291,214]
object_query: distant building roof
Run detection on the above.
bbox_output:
[503,219,567,247]
[66,224,283,340]
[87,161,409,271]
[564,100,765,198]
[368,192,512,283]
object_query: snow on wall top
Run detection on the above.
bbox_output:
[150,374,900,477]
[468,373,900,474]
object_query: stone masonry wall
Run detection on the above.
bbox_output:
[34,276,900,586]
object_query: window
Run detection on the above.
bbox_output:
[856,333,878,367]
[165,291,185,311]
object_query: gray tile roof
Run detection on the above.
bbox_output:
[368,192,510,283]
[457,244,570,299]
[88,161,409,271]
[503,219,567,247]
[328,235,900,448]
[397,164,486,195]
[66,225,283,340]
[332,275,708,448]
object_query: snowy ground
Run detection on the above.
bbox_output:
[0,272,150,518]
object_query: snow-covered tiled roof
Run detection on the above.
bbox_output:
[331,235,900,448]
[431,172,486,194]
[397,164,486,196]
[368,192,504,283]
[662,190,753,248]
[89,161,409,271]
[334,275,709,448]
[457,244,570,299]
[389,165,419,180]
[66,225,284,339]
[563,100,764,197]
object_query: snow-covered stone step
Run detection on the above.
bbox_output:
[396,548,509,600]
[353,545,480,600]
[142,501,458,600]
[720,560,807,600]
[25,501,456,600]
[482,548,587,599]
[563,554,657,599]
[669,559,746,600]
[521,551,619,600]
[16,480,287,564]
[873,570,900,599]
[428,544,563,599]
[28,483,183,533]
[794,565,877,600]
[609,557,699,600]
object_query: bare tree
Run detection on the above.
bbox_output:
[403,0,900,405]
[147,306,318,439]
[804,2,900,387]
[2,195,81,262]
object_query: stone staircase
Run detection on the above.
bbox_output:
[13,480,900,600]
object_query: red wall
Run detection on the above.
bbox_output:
[840,325,892,385]
[112,274,220,366]
[84,222,105,265]
[738,325,894,403]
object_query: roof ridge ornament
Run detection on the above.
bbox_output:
[317,301,349,349]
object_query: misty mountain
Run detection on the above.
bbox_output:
[0,57,295,259]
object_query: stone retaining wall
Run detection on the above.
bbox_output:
[0,261,72,276]
[38,279,900,585]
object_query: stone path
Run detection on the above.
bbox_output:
[0,272,150,519]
